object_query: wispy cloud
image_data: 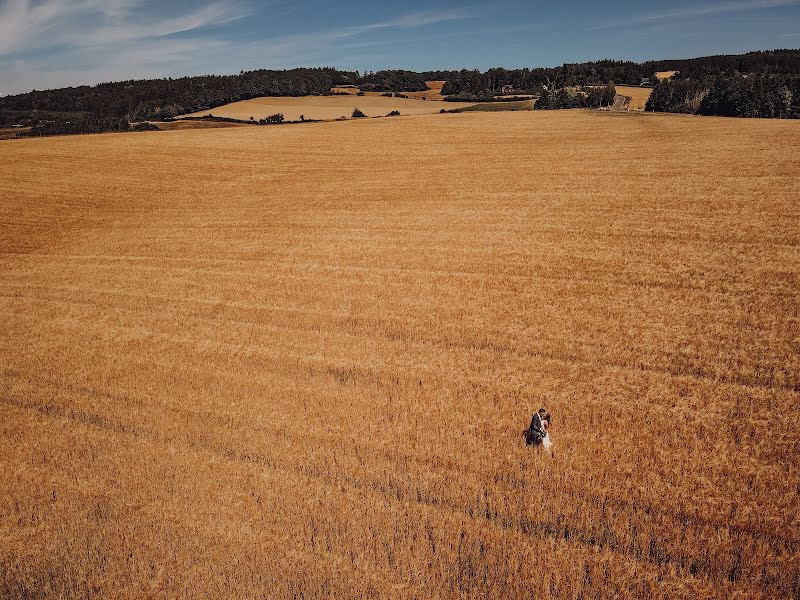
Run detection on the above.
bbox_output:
[326,8,475,40]
[0,0,250,55]
[593,0,800,30]
[374,8,475,29]
[232,8,476,71]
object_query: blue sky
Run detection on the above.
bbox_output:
[1,0,799,94]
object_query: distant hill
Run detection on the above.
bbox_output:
[2,49,799,135]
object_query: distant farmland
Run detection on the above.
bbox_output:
[1,110,798,599]
[179,94,474,122]
[613,85,653,110]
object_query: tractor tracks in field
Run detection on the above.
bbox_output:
[3,251,798,299]
[3,282,798,395]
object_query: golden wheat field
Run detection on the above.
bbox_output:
[613,86,653,110]
[1,110,799,599]
[179,93,472,122]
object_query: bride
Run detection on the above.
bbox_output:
[540,412,553,454]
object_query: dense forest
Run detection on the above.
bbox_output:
[638,49,800,118]
[2,49,799,135]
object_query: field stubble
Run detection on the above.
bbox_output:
[0,110,799,598]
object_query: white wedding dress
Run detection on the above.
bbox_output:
[541,429,552,452]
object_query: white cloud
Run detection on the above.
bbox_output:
[69,2,248,47]
[594,0,800,30]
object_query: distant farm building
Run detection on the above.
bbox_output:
[501,85,515,94]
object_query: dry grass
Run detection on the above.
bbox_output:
[1,110,799,599]
[182,94,473,122]
[656,71,678,81]
[614,85,653,110]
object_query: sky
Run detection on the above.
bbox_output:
[0,0,799,95]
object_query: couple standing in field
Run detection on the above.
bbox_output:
[525,407,553,455]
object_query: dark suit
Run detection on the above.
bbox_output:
[526,413,545,445]
[530,413,545,434]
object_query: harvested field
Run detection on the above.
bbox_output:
[614,85,653,110]
[656,70,678,80]
[1,110,799,599]
[181,95,474,122]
